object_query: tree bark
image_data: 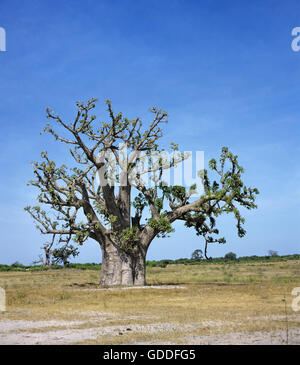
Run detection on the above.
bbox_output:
[99,238,147,286]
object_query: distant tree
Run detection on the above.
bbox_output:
[11,261,23,267]
[191,249,203,260]
[268,250,278,257]
[224,252,237,260]
[32,235,56,267]
[51,244,79,266]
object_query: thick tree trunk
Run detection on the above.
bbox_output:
[99,239,146,286]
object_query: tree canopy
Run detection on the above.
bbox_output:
[25,98,259,285]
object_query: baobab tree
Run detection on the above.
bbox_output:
[25,98,259,286]
[32,229,79,267]
[32,236,55,267]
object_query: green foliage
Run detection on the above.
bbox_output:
[159,184,188,206]
[120,227,140,252]
[183,146,260,256]
[132,193,148,211]
[148,214,174,237]
[52,245,79,266]
[73,231,89,245]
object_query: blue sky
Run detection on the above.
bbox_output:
[0,0,299,265]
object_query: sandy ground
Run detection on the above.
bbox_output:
[71,285,187,292]
[1,285,300,345]
[0,319,186,345]
[183,329,300,345]
[0,312,299,345]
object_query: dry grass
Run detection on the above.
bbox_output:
[0,259,300,344]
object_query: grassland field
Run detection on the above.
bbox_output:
[0,257,300,344]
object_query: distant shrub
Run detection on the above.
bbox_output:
[11,261,24,268]
[0,254,300,272]
[65,263,101,270]
[224,252,237,260]
[0,265,13,271]
[268,250,279,257]
[146,260,167,268]
[191,249,203,260]
[29,265,49,271]
[158,262,167,268]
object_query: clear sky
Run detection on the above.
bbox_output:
[0,0,299,265]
